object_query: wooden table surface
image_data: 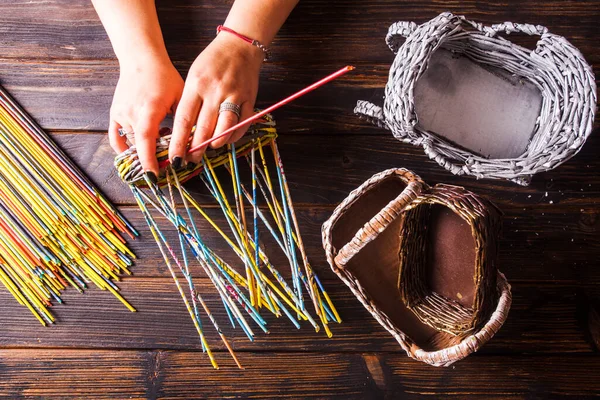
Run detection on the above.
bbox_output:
[0,1,599,398]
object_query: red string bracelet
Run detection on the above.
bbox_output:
[216,25,271,61]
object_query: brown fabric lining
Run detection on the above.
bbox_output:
[425,204,476,308]
[342,216,462,350]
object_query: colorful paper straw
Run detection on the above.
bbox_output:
[0,86,138,324]
[115,117,340,368]
[114,66,352,368]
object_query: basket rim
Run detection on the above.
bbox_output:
[323,168,427,270]
[329,264,511,367]
[408,271,511,366]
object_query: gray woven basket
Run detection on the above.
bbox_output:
[355,12,597,185]
[322,168,511,366]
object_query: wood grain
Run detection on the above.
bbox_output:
[0,1,599,131]
[0,349,149,399]
[1,349,599,399]
[52,133,600,208]
[50,204,597,285]
[158,352,600,399]
[1,0,600,397]
[0,278,598,355]
[0,60,374,132]
[1,1,599,65]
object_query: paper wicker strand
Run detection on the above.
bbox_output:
[0,86,138,325]
[115,118,340,369]
[114,67,352,368]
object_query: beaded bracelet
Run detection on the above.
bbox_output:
[216,25,271,61]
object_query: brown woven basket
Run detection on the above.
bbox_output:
[322,168,511,366]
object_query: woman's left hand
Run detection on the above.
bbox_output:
[169,33,264,167]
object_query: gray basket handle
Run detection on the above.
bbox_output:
[386,21,418,53]
[334,179,422,268]
[488,21,549,37]
[461,17,549,51]
[354,100,388,129]
[452,12,548,38]
[386,15,549,54]
[488,21,550,53]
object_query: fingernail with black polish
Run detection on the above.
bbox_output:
[159,127,172,136]
[145,171,158,185]
[172,156,183,170]
[187,162,197,171]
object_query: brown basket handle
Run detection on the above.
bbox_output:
[334,180,422,268]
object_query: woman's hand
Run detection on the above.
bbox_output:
[169,0,300,168]
[91,0,181,180]
[169,33,263,168]
[92,0,298,175]
[108,57,184,178]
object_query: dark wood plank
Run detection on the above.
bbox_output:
[2,349,599,399]
[1,0,598,66]
[0,349,149,399]
[53,132,600,209]
[0,278,598,355]
[0,60,372,132]
[0,0,114,60]
[109,205,600,284]
[158,352,600,399]
[0,1,599,131]
[0,349,150,399]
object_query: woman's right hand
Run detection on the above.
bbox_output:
[108,56,184,181]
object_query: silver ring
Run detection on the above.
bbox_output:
[118,128,133,137]
[219,102,241,119]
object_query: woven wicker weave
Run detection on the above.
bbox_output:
[322,168,511,366]
[397,184,501,335]
[355,12,597,185]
